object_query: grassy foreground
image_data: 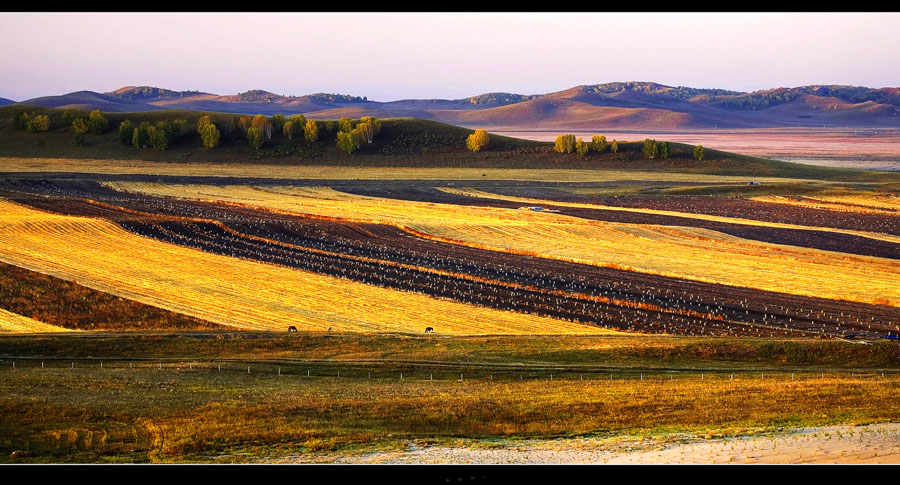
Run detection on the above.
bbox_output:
[2,332,900,463]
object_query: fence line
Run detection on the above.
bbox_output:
[1,359,895,384]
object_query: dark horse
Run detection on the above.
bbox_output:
[287,326,298,332]
[425,327,434,333]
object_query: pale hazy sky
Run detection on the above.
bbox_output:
[1,12,898,101]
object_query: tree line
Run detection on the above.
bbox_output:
[552,134,706,161]
[553,134,619,156]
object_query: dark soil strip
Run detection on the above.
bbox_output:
[3,180,899,338]
[339,186,900,260]
[0,261,221,331]
[483,190,900,236]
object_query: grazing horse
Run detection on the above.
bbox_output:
[287,326,298,332]
[425,327,434,333]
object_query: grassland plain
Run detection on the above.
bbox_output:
[0,199,613,335]
[8,106,900,182]
[2,332,898,464]
[104,182,900,308]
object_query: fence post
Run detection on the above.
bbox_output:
[308,369,310,377]
[430,373,433,381]
[550,373,553,381]
[248,365,250,374]
[400,372,403,380]
[278,368,281,376]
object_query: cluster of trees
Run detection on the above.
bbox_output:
[121,119,189,151]
[466,129,490,151]
[335,116,382,154]
[643,139,670,159]
[554,134,618,156]
[14,112,51,133]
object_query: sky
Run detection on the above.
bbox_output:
[1,12,899,102]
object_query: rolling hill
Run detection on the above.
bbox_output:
[12,82,900,130]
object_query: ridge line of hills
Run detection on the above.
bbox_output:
[6,81,900,130]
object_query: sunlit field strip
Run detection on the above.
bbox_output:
[753,195,900,215]
[0,157,823,183]
[105,183,900,307]
[0,200,614,335]
[439,188,900,244]
[0,308,75,334]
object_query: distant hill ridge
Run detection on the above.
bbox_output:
[11,82,900,129]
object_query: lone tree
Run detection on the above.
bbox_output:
[591,135,608,152]
[693,144,705,161]
[576,137,589,156]
[611,140,618,153]
[658,141,671,159]
[201,124,220,148]
[304,119,319,142]
[643,139,659,159]
[88,110,108,135]
[466,129,490,152]
[247,126,264,150]
[554,134,576,154]
[118,120,134,145]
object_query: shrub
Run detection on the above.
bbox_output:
[591,135,608,152]
[466,129,490,152]
[694,145,705,161]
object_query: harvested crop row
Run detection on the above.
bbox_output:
[6,181,898,338]
[0,308,73,334]
[0,199,611,335]
[340,185,900,260]
[0,260,220,331]
[500,192,900,236]
[105,182,900,308]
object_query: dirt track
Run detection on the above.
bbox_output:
[312,422,900,464]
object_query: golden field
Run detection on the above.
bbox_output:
[0,157,823,184]
[0,308,74,334]
[0,199,614,335]
[106,182,900,307]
